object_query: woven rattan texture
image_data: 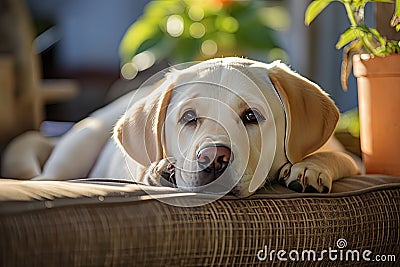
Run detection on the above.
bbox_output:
[1,188,399,266]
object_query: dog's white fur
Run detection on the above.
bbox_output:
[2,58,359,197]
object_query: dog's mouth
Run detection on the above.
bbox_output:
[160,161,177,188]
[157,140,251,196]
[159,159,241,196]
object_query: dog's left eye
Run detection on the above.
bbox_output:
[242,109,265,124]
[180,110,198,125]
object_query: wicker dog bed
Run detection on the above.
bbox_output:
[0,175,399,266]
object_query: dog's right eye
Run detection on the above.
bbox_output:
[180,110,198,125]
[242,108,265,124]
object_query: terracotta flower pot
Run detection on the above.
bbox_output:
[353,54,400,176]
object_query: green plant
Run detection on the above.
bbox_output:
[336,108,360,137]
[119,0,288,78]
[305,0,400,89]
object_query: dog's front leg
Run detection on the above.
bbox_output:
[278,152,359,193]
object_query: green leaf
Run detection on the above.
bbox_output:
[340,40,363,90]
[350,0,392,9]
[368,0,393,3]
[336,28,358,49]
[119,19,161,64]
[396,0,400,16]
[305,0,335,26]
[391,0,400,31]
[369,27,386,46]
[361,33,377,54]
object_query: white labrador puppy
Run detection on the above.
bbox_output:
[3,57,359,197]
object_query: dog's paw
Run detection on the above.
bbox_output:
[143,157,176,186]
[278,162,332,193]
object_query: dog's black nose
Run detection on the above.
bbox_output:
[196,145,232,186]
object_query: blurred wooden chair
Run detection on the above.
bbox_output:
[0,0,78,151]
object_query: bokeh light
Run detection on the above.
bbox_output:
[121,62,138,80]
[188,6,204,21]
[217,16,239,33]
[258,6,290,31]
[132,51,156,71]
[166,15,184,37]
[201,40,218,57]
[189,22,206,38]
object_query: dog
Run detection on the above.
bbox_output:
[2,57,359,197]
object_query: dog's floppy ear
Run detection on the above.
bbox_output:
[114,79,173,166]
[267,62,339,163]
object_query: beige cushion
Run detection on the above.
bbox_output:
[0,175,399,203]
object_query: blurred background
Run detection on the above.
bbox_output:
[1,0,378,157]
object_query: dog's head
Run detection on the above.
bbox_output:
[115,57,339,197]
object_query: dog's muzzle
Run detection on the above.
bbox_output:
[195,145,233,186]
